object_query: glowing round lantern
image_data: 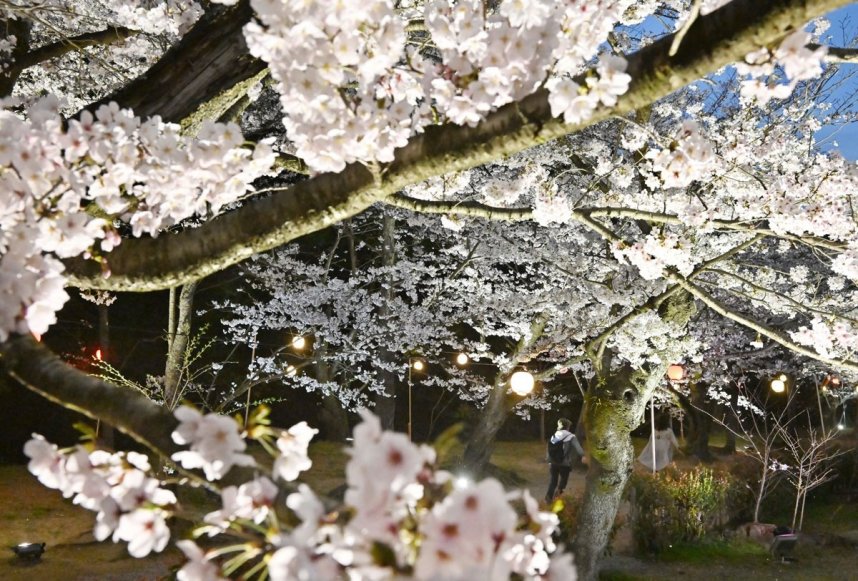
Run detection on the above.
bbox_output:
[456,353,469,366]
[666,364,685,381]
[412,359,425,371]
[510,371,535,396]
[771,378,786,393]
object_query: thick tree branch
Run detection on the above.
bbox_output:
[0,16,31,96]
[584,233,766,359]
[1,334,257,488]
[83,0,262,122]
[13,26,137,71]
[704,267,858,324]
[65,0,848,292]
[386,193,533,221]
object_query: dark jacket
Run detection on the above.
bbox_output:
[547,429,585,466]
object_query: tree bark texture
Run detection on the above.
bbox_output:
[315,343,350,442]
[461,374,512,473]
[573,369,648,581]
[164,280,199,409]
[1,334,256,488]
[97,303,115,448]
[574,294,697,580]
[84,1,262,124]
[462,313,549,473]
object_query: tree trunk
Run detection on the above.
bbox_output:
[315,343,349,442]
[689,381,713,461]
[462,375,510,473]
[573,370,646,581]
[319,395,350,442]
[373,213,398,431]
[462,314,549,473]
[164,280,199,409]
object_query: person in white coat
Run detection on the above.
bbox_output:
[638,415,680,472]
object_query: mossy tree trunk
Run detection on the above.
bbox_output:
[573,367,650,581]
[574,292,697,581]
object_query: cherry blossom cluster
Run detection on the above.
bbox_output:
[0,95,275,342]
[606,310,702,371]
[219,0,655,173]
[26,407,574,579]
[643,120,716,189]
[789,317,858,360]
[611,233,697,281]
[170,406,257,480]
[265,409,574,580]
[0,34,15,72]
[24,435,176,558]
[738,30,828,105]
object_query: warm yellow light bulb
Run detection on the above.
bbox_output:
[456,353,469,366]
[510,371,535,396]
[412,359,425,371]
[771,378,786,393]
[292,336,306,350]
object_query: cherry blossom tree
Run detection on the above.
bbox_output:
[4,1,858,579]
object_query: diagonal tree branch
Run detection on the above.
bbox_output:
[0,334,257,488]
[671,277,858,372]
[64,0,848,292]
[13,26,137,71]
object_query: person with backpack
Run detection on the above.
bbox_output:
[544,418,585,503]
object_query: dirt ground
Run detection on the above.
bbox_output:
[0,466,182,581]
[2,442,857,580]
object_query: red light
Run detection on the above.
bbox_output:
[667,364,685,381]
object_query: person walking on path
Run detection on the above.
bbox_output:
[545,418,585,503]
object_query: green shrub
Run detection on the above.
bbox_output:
[629,466,749,553]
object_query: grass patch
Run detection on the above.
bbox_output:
[766,497,858,535]
[655,538,766,564]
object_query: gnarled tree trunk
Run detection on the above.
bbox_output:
[573,368,647,581]
[575,293,697,580]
